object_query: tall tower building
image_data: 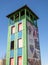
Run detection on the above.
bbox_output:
[6,5,41,65]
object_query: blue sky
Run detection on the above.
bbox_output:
[0,0,48,65]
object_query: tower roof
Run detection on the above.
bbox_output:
[6,5,39,19]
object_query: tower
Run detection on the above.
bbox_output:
[6,5,41,65]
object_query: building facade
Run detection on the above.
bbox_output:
[6,5,41,65]
[0,59,6,65]
[0,60,3,65]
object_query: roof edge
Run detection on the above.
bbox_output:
[6,5,39,19]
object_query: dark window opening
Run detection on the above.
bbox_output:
[11,41,14,50]
[15,13,19,19]
[10,16,14,21]
[26,11,29,17]
[30,14,33,20]
[21,10,25,16]
[34,18,36,20]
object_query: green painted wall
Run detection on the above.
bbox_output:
[14,22,18,65]
[6,25,11,65]
[22,18,27,65]
[6,7,37,65]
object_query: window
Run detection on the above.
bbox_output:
[18,23,22,31]
[11,41,14,50]
[18,38,22,48]
[10,16,14,21]
[30,14,33,20]
[21,10,25,16]
[10,58,14,65]
[26,10,29,17]
[11,26,15,34]
[18,56,22,65]
[15,13,19,19]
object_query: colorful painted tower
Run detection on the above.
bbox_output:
[6,5,41,65]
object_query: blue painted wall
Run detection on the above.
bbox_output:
[10,50,14,58]
[17,48,22,56]
[18,31,22,39]
[11,34,15,41]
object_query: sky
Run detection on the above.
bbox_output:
[0,0,48,65]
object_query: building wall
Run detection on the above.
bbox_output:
[27,21,41,65]
[3,59,6,65]
[6,19,41,65]
[6,7,40,65]
[6,18,27,65]
[6,25,11,65]
[0,60,3,65]
[0,59,6,65]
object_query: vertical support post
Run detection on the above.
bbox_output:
[14,14,18,65]
[8,18,11,26]
[32,15,34,24]
[25,8,26,19]
[22,8,27,65]
[19,11,20,21]
[14,15,15,23]
[25,8,28,65]
[36,20,38,27]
